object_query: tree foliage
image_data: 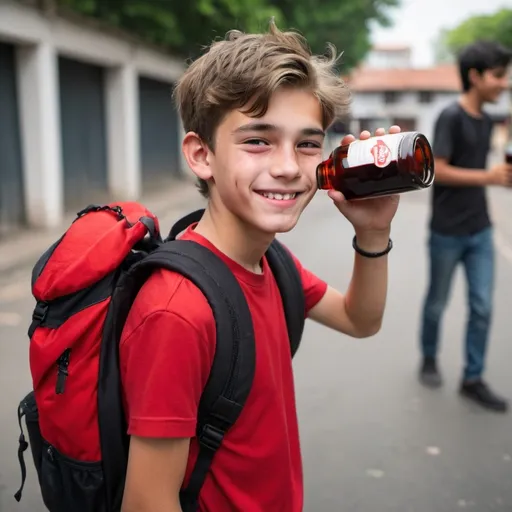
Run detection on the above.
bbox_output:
[56,0,399,70]
[441,8,512,57]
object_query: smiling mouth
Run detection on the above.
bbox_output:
[257,191,300,201]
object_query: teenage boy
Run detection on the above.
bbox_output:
[120,21,401,511]
[418,40,512,412]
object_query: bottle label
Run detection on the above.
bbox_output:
[346,134,401,168]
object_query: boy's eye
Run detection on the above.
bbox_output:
[244,139,268,146]
[243,139,322,149]
[299,141,322,149]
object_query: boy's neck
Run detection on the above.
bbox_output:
[459,89,484,118]
[193,203,274,274]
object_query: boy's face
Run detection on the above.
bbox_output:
[200,87,325,235]
[472,66,510,103]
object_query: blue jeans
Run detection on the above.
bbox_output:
[420,227,495,381]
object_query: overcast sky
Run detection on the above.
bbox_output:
[370,0,510,67]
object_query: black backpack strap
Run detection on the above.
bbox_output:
[266,239,306,357]
[170,210,306,357]
[167,209,205,241]
[98,239,256,512]
[13,400,29,502]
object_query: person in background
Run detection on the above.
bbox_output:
[418,40,512,412]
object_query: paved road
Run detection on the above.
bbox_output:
[1,187,512,512]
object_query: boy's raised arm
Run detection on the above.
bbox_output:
[308,126,401,338]
[308,228,390,339]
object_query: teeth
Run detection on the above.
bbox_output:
[261,192,297,200]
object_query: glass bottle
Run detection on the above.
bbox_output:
[505,143,512,164]
[317,131,435,200]
[505,122,512,164]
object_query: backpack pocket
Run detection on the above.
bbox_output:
[40,441,106,512]
[15,391,107,512]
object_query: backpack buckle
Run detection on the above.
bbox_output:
[198,424,224,452]
[32,301,48,323]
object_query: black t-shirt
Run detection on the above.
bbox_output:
[429,101,493,235]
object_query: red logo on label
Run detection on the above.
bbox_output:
[371,139,392,168]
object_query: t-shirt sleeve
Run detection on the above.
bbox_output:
[432,108,456,161]
[286,249,328,314]
[120,310,214,439]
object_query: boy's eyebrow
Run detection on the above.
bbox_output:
[233,122,325,137]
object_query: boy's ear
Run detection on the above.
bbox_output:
[181,132,213,181]
[468,68,481,87]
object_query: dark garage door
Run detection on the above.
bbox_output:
[0,42,25,234]
[59,57,108,211]
[139,76,181,192]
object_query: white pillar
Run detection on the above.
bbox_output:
[350,118,361,136]
[17,42,63,229]
[106,64,141,200]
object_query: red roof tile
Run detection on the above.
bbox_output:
[346,64,462,92]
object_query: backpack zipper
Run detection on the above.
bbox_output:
[56,348,71,394]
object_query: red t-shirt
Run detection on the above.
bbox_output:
[120,225,327,511]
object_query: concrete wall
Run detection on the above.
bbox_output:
[350,90,511,144]
[364,48,412,69]
[0,0,186,229]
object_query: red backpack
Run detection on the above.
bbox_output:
[14,202,305,512]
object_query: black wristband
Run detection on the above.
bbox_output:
[352,235,393,258]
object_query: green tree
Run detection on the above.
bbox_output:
[268,0,399,70]
[432,28,456,65]
[56,0,399,70]
[443,8,512,55]
[57,0,282,54]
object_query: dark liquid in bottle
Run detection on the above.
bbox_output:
[318,133,434,200]
[506,151,512,165]
[331,158,415,200]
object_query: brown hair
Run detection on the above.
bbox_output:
[173,19,351,197]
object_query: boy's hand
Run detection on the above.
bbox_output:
[328,127,401,247]
[488,162,512,187]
